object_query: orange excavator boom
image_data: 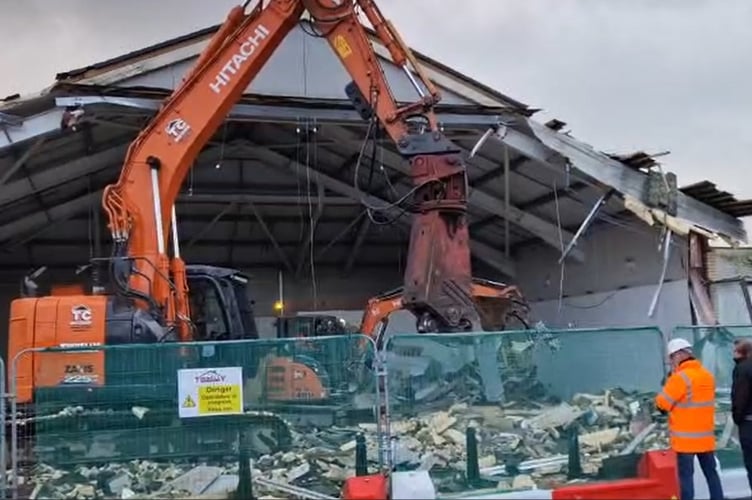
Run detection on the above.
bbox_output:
[99,0,470,341]
[94,0,529,344]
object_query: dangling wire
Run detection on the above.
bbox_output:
[351,100,435,226]
[215,121,228,170]
[295,120,304,242]
[309,118,319,309]
[87,175,94,261]
[553,181,566,315]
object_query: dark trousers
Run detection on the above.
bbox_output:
[739,421,752,494]
[677,451,724,500]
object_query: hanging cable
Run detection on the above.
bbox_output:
[553,181,566,315]
[350,104,436,225]
[295,121,304,242]
[310,118,319,308]
[87,176,94,261]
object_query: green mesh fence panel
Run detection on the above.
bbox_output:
[15,335,377,497]
[383,327,666,494]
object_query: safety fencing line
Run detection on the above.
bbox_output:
[10,346,48,499]
[1,325,745,499]
[5,337,384,500]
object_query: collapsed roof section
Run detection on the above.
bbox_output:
[0,19,747,279]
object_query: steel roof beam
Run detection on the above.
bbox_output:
[0,108,66,151]
[322,125,584,262]
[0,137,47,185]
[0,140,262,211]
[23,238,405,248]
[247,201,294,273]
[0,143,128,207]
[177,193,360,205]
[12,97,746,243]
[242,142,517,278]
[0,190,101,242]
[185,202,237,249]
[54,96,502,129]
[497,119,747,243]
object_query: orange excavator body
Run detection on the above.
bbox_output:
[50,284,86,296]
[7,0,528,412]
[9,295,107,403]
[264,356,330,402]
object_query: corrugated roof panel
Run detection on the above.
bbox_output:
[680,181,752,218]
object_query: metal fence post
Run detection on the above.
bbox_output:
[10,350,22,500]
[373,337,393,473]
[0,355,5,499]
[10,348,38,500]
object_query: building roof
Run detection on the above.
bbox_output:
[0,16,747,282]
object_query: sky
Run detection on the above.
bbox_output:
[1,0,750,203]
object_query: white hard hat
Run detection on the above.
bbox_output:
[667,338,692,356]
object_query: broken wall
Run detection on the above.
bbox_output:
[707,247,752,324]
[517,221,692,333]
[530,280,691,338]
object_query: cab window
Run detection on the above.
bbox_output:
[188,278,229,341]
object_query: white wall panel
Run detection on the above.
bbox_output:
[517,221,687,302]
[529,279,691,337]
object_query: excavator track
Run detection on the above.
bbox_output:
[13,405,295,467]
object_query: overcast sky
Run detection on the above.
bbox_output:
[2,0,750,204]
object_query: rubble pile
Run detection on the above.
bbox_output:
[12,330,741,498]
[18,388,739,498]
[355,389,674,492]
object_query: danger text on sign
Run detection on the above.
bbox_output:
[198,384,241,413]
[177,366,243,418]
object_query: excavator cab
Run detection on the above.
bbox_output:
[275,314,348,339]
[185,265,259,341]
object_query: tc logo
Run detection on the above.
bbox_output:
[71,305,93,327]
[165,118,191,142]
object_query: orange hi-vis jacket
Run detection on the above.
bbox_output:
[655,358,716,453]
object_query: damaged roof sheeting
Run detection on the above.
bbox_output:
[519,118,748,244]
[0,18,748,275]
[1,91,747,252]
[680,181,752,219]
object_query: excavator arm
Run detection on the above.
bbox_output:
[361,279,530,347]
[102,0,304,340]
[99,0,527,342]
[310,0,529,335]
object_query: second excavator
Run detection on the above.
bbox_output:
[7,0,528,463]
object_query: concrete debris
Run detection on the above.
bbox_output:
[512,474,536,490]
[21,387,739,497]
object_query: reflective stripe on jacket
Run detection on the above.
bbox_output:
[655,359,716,453]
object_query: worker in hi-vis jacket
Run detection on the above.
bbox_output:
[655,338,724,500]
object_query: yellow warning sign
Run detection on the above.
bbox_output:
[198,384,241,414]
[177,367,243,418]
[333,35,352,59]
